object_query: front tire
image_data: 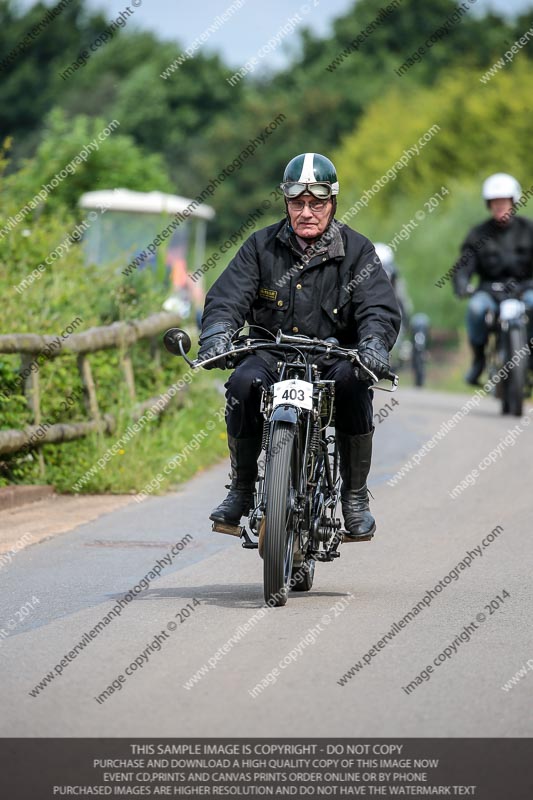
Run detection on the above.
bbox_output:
[412,336,426,387]
[263,421,297,607]
[504,327,527,417]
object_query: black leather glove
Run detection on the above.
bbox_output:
[357,336,390,380]
[198,322,233,369]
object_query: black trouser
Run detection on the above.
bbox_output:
[224,355,373,438]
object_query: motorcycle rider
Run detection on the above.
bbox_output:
[452,173,533,385]
[198,153,401,540]
[375,242,431,381]
[374,243,413,335]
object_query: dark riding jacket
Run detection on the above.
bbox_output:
[201,219,401,351]
[453,215,533,296]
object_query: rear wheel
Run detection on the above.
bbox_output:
[503,326,527,417]
[291,558,315,592]
[263,422,298,607]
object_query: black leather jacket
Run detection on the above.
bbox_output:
[453,215,533,296]
[201,219,401,353]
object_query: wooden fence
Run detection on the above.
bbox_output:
[0,312,189,468]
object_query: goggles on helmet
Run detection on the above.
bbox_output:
[280,181,333,200]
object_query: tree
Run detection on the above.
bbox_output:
[4,108,173,217]
[0,0,107,152]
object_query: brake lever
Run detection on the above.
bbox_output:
[375,373,399,393]
[351,351,399,392]
[351,351,378,382]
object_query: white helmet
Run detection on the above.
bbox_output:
[375,242,395,268]
[482,173,522,204]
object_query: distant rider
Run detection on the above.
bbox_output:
[452,173,533,385]
[374,243,413,336]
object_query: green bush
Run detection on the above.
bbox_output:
[0,128,229,492]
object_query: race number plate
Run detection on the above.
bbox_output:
[272,379,313,411]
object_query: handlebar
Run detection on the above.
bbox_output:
[163,329,399,392]
[464,280,532,298]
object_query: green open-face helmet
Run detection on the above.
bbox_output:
[281,153,340,199]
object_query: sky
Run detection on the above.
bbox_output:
[18,0,533,70]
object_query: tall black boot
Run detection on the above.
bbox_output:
[338,429,376,540]
[209,435,262,528]
[465,343,485,386]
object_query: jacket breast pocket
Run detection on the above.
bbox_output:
[321,276,347,326]
[250,295,287,331]
[329,284,356,340]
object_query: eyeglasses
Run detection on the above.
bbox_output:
[286,198,330,213]
[280,181,333,200]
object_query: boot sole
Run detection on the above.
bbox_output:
[342,532,374,543]
[341,523,376,543]
[210,518,242,537]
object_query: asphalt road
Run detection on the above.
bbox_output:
[1,387,532,737]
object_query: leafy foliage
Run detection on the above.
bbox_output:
[333,59,533,329]
[2,0,533,489]
[0,125,215,490]
[4,108,173,217]
[2,0,530,238]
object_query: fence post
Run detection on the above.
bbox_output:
[0,312,185,459]
[150,335,162,370]
[20,354,45,476]
[77,354,101,422]
[120,350,136,401]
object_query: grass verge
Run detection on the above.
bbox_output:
[40,371,230,494]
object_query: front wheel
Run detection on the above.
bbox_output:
[263,421,298,607]
[412,336,426,387]
[503,326,527,417]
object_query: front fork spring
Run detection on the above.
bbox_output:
[309,419,320,455]
[261,420,270,452]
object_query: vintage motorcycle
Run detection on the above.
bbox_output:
[474,282,531,416]
[163,327,398,607]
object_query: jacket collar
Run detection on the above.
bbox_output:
[276,218,345,260]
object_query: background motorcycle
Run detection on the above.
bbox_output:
[478,281,531,417]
